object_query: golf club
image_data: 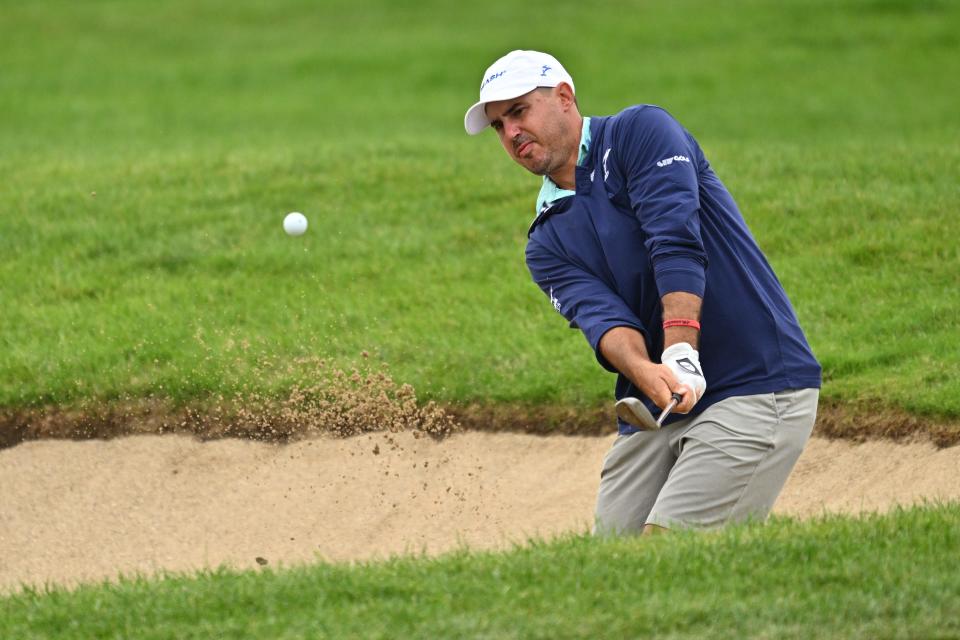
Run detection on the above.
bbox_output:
[615,392,683,430]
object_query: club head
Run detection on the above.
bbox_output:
[615,397,659,430]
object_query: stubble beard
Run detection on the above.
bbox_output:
[523,117,575,178]
[526,148,556,176]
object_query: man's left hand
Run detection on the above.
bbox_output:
[661,342,706,412]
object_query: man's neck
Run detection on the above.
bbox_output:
[547,116,584,190]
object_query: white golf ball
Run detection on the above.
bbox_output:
[283,212,308,236]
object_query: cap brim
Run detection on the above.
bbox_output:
[464,100,491,135]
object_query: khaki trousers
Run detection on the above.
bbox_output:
[595,388,819,533]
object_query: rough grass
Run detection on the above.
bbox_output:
[3,502,959,639]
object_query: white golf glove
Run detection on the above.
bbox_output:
[661,342,707,405]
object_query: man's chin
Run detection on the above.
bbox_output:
[517,158,550,177]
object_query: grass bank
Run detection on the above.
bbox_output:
[4,502,959,639]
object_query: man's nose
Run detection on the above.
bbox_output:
[504,120,522,141]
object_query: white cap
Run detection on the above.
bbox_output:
[464,50,575,135]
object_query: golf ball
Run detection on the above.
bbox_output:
[283,212,308,236]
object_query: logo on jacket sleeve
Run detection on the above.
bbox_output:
[549,286,562,312]
[602,148,611,181]
[656,155,690,168]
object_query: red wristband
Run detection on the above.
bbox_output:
[662,319,701,330]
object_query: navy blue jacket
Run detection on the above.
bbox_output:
[525,105,821,434]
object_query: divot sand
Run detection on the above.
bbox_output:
[2,432,958,592]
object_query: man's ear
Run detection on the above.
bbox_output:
[554,82,576,110]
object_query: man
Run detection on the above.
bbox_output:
[464,50,822,533]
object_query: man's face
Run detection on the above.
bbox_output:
[484,86,575,177]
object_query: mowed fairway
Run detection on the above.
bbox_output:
[2,0,958,416]
[2,0,960,636]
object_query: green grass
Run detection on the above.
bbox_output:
[4,502,959,639]
[1,0,959,417]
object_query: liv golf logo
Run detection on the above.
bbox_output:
[656,155,690,168]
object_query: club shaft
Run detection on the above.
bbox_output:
[656,393,683,427]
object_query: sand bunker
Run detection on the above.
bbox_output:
[2,431,959,593]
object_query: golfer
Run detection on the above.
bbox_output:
[464,50,822,533]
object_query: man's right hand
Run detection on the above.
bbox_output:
[599,326,703,414]
[633,359,700,414]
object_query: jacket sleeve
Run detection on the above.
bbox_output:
[616,106,708,298]
[525,237,646,373]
